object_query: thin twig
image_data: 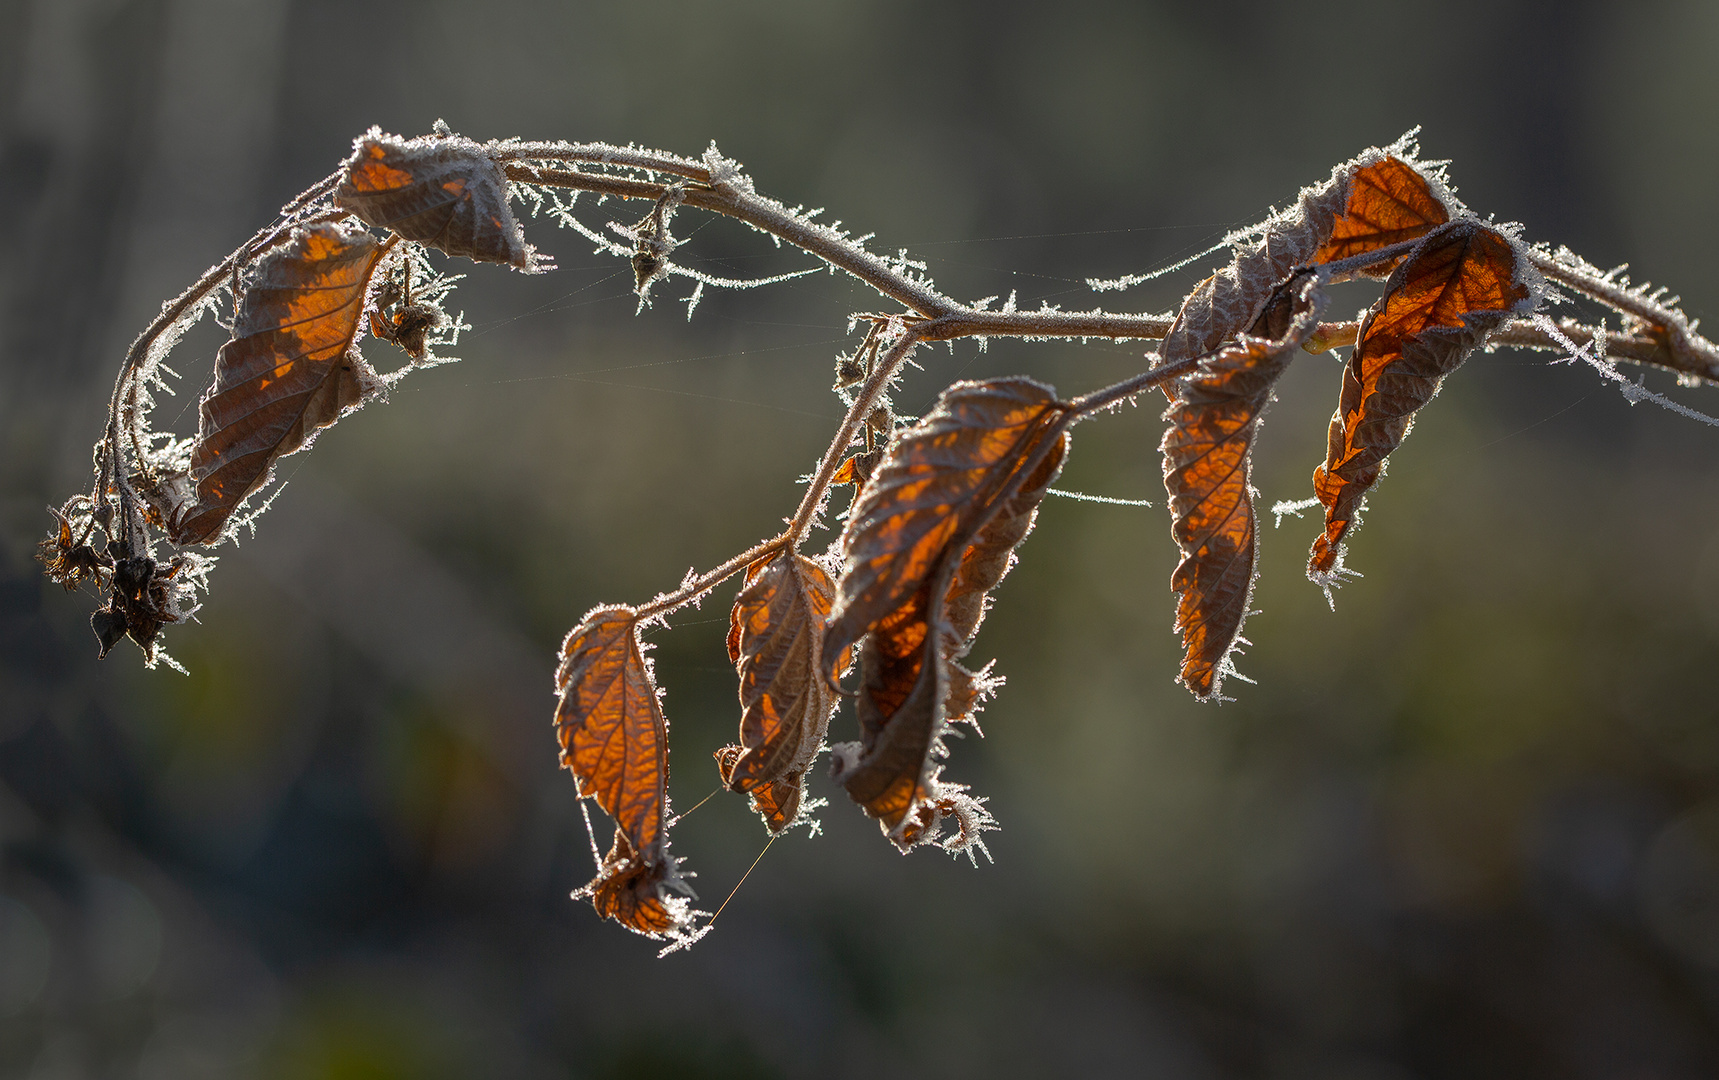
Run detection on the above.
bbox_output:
[786,326,925,546]
[1310,317,1698,374]
[1065,352,1207,418]
[505,159,1719,390]
[634,536,789,621]
[491,140,713,184]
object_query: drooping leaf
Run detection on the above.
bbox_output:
[717,553,841,833]
[742,773,806,833]
[834,602,1000,858]
[1312,155,1453,272]
[1309,222,1539,582]
[835,589,936,838]
[1162,271,1328,699]
[893,786,996,852]
[555,605,695,939]
[824,378,1067,678]
[827,377,1066,851]
[336,127,544,271]
[169,222,386,546]
[556,605,669,854]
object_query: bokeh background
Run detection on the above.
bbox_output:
[4,0,1719,1076]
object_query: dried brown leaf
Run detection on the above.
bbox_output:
[336,127,543,271]
[825,378,1067,679]
[943,435,1066,651]
[1158,166,1348,369]
[555,605,694,939]
[827,377,1065,850]
[717,553,841,833]
[1162,271,1328,699]
[169,222,386,546]
[1161,141,1455,374]
[714,749,806,835]
[1309,222,1539,583]
[582,831,695,939]
[1312,155,1452,273]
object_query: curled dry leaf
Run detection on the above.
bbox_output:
[826,378,1066,850]
[715,745,806,835]
[1162,271,1329,699]
[831,449,883,495]
[1309,222,1539,583]
[168,222,387,546]
[717,553,842,833]
[1312,155,1453,273]
[1159,180,1345,372]
[555,605,695,940]
[37,502,111,592]
[586,832,693,939]
[1161,144,1452,376]
[336,127,543,271]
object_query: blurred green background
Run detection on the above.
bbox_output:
[4,0,1719,1076]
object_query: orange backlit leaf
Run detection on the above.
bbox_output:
[1309,222,1538,583]
[716,746,807,834]
[1162,271,1328,699]
[833,611,996,858]
[824,377,1067,681]
[1313,155,1452,272]
[336,127,544,271]
[742,772,805,833]
[717,552,841,833]
[169,222,386,546]
[835,609,938,840]
[555,605,669,854]
[556,604,695,940]
[580,831,695,939]
[827,377,1065,852]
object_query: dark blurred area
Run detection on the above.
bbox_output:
[4,0,1719,1076]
